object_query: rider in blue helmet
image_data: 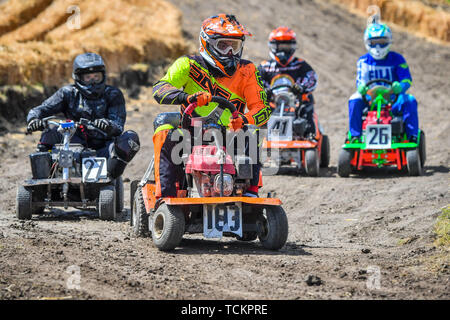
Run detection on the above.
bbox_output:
[348,22,419,143]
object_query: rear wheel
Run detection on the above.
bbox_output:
[151,203,185,251]
[419,130,426,168]
[16,186,32,220]
[98,185,116,221]
[131,188,150,237]
[337,149,353,177]
[256,206,288,250]
[406,149,422,176]
[305,149,319,176]
[320,135,330,168]
[115,177,124,214]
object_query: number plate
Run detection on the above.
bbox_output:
[203,203,242,238]
[82,157,107,182]
[365,125,392,149]
[267,116,293,141]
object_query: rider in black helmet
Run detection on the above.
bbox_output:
[72,52,108,99]
[26,52,140,179]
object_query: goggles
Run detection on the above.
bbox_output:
[80,72,104,85]
[269,41,296,52]
[211,38,243,55]
[366,37,390,48]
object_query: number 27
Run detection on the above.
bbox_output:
[84,158,105,180]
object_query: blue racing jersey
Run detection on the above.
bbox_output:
[356,51,412,93]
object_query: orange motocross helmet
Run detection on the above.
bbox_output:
[268,26,297,67]
[199,14,252,77]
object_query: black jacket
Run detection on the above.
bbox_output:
[27,84,126,139]
[257,57,318,94]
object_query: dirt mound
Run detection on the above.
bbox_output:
[0,0,187,86]
[328,0,450,43]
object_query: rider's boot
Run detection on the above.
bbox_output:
[107,130,140,179]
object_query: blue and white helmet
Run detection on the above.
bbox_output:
[364,23,392,60]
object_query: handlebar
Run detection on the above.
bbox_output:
[211,96,238,117]
[362,78,399,107]
[183,95,238,119]
[270,84,292,91]
[27,117,107,137]
[364,79,393,88]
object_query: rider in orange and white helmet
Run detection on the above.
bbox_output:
[152,14,271,198]
[258,26,319,139]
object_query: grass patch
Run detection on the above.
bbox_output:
[434,206,450,247]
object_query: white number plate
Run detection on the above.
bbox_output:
[203,203,242,238]
[82,157,107,182]
[365,125,392,149]
[267,116,293,141]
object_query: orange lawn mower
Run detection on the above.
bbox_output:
[130,96,288,251]
[262,74,330,176]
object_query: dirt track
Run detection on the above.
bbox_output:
[0,0,449,300]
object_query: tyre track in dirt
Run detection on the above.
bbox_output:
[0,0,448,299]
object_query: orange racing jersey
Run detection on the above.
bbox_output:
[153,55,271,127]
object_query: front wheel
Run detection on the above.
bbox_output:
[98,185,116,221]
[256,206,288,250]
[151,203,185,251]
[305,149,319,176]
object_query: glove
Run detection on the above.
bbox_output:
[292,83,305,96]
[392,81,403,95]
[228,116,244,131]
[93,118,111,133]
[187,91,212,107]
[357,83,368,95]
[27,119,45,132]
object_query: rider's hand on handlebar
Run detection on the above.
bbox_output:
[187,91,212,107]
[357,83,368,96]
[27,119,45,132]
[228,115,244,131]
[292,83,305,96]
[93,118,111,133]
[391,81,403,95]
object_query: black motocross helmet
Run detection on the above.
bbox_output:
[72,53,107,99]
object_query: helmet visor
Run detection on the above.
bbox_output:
[367,37,390,48]
[269,41,296,53]
[212,38,243,56]
[80,72,104,85]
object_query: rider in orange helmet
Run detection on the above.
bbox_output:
[258,26,319,140]
[152,14,271,198]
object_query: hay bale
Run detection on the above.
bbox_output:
[0,0,188,86]
[328,0,450,43]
